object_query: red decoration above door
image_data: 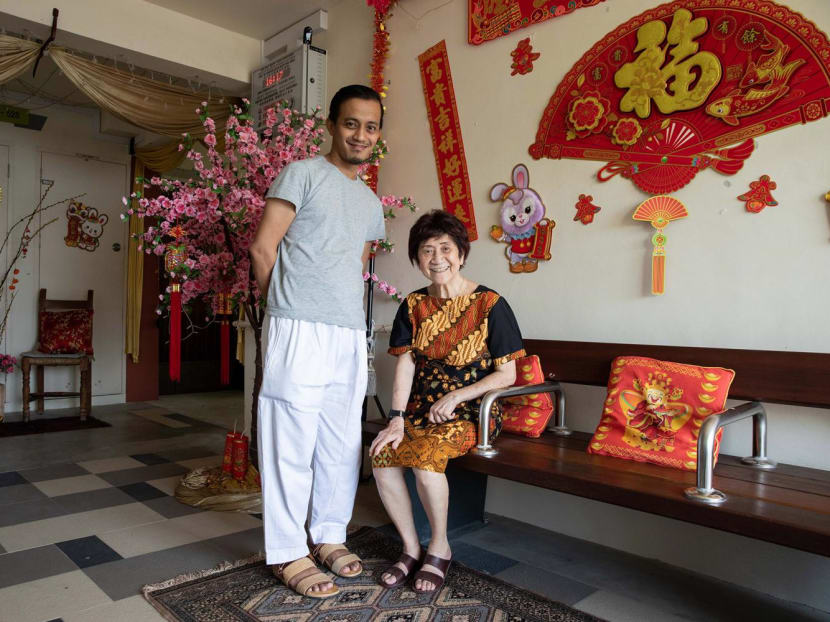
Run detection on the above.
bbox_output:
[528,0,830,195]
[469,0,605,45]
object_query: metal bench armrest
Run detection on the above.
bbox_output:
[684,401,777,505]
[473,380,567,457]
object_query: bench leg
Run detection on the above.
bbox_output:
[549,389,571,436]
[80,360,91,421]
[36,365,45,414]
[22,358,31,423]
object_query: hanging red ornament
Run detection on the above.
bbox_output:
[737,175,778,213]
[217,292,233,386]
[365,6,393,193]
[574,194,602,224]
[510,38,540,76]
[164,239,187,382]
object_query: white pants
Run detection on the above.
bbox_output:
[258,316,367,564]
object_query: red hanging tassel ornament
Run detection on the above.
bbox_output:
[169,283,182,381]
[165,237,187,383]
[217,293,232,386]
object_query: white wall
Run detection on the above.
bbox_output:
[320,0,830,609]
[0,102,131,413]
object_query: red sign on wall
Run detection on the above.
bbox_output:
[529,0,830,194]
[418,40,478,241]
[469,0,605,45]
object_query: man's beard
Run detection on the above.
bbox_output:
[344,154,369,165]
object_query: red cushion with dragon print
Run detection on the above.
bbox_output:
[502,354,555,438]
[39,310,94,355]
[587,356,735,471]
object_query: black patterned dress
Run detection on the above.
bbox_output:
[372,286,525,473]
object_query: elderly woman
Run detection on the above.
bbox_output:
[370,210,524,593]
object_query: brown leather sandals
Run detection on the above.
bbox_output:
[378,552,421,587]
[272,556,339,598]
[413,553,452,593]
[312,543,363,578]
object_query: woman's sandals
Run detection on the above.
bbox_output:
[413,554,452,593]
[378,552,421,588]
[312,543,363,578]
[272,556,339,598]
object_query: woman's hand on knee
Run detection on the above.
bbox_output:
[370,418,405,456]
[428,392,461,424]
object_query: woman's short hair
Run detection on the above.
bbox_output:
[408,210,471,265]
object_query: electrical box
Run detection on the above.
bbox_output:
[251,44,326,133]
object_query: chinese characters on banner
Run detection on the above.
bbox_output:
[469,0,605,45]
[418,40,478,241]
[528,0,830,195]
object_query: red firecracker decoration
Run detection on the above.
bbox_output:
[365,1,395,192]
[574,194,602,224]
[217,293,233,386]
[510,38,540,76]
[164,230,187,382]
[737,175,778,213]
[223,430,241,473]
[231,434,249,481]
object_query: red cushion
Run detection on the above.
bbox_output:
[502,354,555,438]
[39,310,94,355]
[587,356,735,471]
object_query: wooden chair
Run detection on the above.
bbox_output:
[21,289,93,422]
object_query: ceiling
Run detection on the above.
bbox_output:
[143,0,328,40]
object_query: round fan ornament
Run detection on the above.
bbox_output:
[632,196,688,295]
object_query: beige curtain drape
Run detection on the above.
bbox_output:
[0,36,39,84]
[48,47,237,139]
[134,141,188,174]
[0,33,242,363]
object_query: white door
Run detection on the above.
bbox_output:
[39,152,128,398]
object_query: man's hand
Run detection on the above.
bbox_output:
[428,392,461,424]
[369,417,405,456]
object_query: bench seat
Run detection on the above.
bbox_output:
[362,420,830,556]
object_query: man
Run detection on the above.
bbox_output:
[249,85,386,598]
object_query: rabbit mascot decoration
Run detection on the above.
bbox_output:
[489,164,555,273]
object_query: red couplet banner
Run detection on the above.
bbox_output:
[418,40,478,241]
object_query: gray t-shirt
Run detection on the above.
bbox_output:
[264,156,386,330]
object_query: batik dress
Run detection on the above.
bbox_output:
[372,285,525,473]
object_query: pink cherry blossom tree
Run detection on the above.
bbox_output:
[126,100,413,466]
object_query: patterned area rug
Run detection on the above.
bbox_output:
[144,526,603,622]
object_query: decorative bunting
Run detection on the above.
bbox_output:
[418,40,478,241]
[365,2,395,192]
[574,194,601,224]
[632,196,688,295]
[510,38,540,76]
[529,0,830,195]
[737,175,778,213]
[469,0,605,45]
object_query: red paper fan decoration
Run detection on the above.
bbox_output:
[633,196,688,295]
[529,0,830,195]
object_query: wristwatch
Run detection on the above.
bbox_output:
[387,409,405,419]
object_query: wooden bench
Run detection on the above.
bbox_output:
[362,340,830,557]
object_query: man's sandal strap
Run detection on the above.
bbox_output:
[314,544,362,576]
[274,557,337,597]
